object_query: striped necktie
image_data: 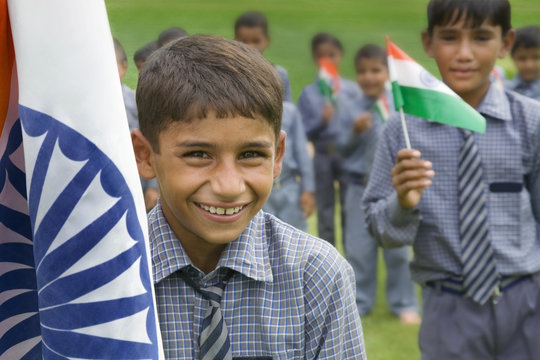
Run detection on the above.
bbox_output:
[458,129,499,305]
[180,269,234,360]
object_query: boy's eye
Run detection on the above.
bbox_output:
[183,151,211,159]
[239,151,267,160]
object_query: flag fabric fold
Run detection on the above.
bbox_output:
[386,37,486,133]
[1,0,164,358]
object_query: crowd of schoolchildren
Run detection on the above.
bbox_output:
[115,0,540,358]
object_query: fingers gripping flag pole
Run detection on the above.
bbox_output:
[2,0,164,358]
[386,36,486,149]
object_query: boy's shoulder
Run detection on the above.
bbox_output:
[259,211,353,284]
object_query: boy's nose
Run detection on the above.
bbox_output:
[210,160,246,198]
[455,39,474,61]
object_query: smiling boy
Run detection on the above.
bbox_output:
[132,35,365,359]
[363,0,540,359]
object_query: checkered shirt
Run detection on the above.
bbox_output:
[149,202,365,359]
[363,83,540,284]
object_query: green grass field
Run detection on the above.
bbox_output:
[105,1,540,358]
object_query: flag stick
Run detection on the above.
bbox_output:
[399,107,411,149]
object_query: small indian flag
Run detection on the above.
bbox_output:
[318,58,340,105]
[387,37,486,133]
[373,95,390,123]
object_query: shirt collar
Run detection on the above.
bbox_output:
[476,82,512,121]
[149,200,273,284]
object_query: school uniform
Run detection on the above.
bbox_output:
[264,102,314,231]
[363,83,540,359]
[150,201,366,359]
[274,64,293,103]
[338,91,418,316]
[298,78,362,245]
[122,83,139,131]
[506,74,540,102]
[121,83,158,193]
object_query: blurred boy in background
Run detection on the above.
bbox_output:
[339,44,419,323]
[134,41,159,72]
[113,38,158,211]
[298,32,362,246]
[157,26,188,47]
[507,25,540,101]
[234,11,293,102]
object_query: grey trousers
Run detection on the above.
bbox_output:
[420,273,540,360]
[313,149,346,246]
[264,179,306,231]
[344,183,418,316]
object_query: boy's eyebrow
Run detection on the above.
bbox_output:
[174,140,274,148]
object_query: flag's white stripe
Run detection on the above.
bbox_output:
[60,212,137,279]
[69,257,146,305]
[390,57,457,97]
[9,0,148,243]
[70,307,152,344]
[33,139,88,233]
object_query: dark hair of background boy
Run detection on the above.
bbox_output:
[311,32,343,54]
[427,0,511,35]
[157,27,189,47]
[234,11,268,35]
[134,41,159,64]
[136,35,283,151]
[511,25,540,55]
[113,38,127,64]
[354,44,387,67]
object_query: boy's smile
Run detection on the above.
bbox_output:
[422,14,514,107]
[356,58,389,99]
[145,115,285,271]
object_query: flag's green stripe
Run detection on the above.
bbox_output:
[391,81,404,110]
[399,85,486,133]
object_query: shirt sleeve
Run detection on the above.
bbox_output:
[281,70,293,103]
[527,116,540,225]
[303,250,366,359]
[362,116,421,248]
[291,108,315,193]
[297,88,326,141]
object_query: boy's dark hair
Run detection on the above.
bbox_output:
[157,27,188,47]
[137,35,283,151]
[354,44,387,67]
[311,33,343,55]
[113,38,127,64]
[234,11,268,36]
[134,41,159,63]
[427,0,511,36]
[512,25,540,55]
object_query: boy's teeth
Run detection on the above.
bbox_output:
[199,204,244,215]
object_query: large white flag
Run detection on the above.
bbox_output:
[0,0,164,358]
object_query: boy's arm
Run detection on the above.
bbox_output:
[304,252,366,359]
[291,108,316,217]
[297,89,327,141]
[336,102,373,157]
[281,70,293,103]
[362,118,432,248]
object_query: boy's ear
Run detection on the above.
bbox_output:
[421,30,435,58]
[273,130,286,180]
[499,29,516,59]
[131,129,157,180]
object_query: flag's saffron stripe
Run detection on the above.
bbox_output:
[0,0,15,135]
[386,36,414,62]
[394,84,486,133]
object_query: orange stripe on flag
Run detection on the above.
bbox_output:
[386,36,414,62]
[0,0,15,138]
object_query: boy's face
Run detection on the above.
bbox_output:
[313,43,343,67]
[355,57,389,98]
[422,15,514,103]
[139,115,285,249]
[135,60,145,73]
[116,59,127,82]
[235,26,269,53]
[512,46,540,82]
